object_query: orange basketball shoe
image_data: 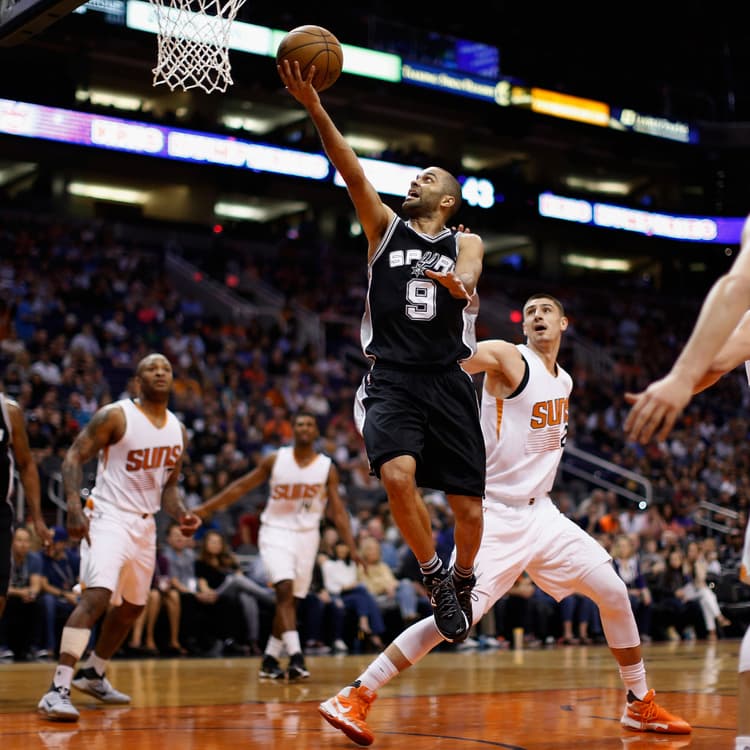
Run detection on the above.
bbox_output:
[621,690,692,734]
[318,681,377,746]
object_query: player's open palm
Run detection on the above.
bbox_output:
[425,269,471,301]
[278,59,320,108]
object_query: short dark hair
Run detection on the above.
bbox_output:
[523,293,565,317]
[440,169,463,219]
[293,410,318,425]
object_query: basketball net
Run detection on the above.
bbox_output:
[147,0,247,93]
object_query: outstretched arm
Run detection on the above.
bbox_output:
[625,214,750,443]
[692,310,750,393]
[461,339,527,397]
[194,453,275,520]
[277,59,392,250]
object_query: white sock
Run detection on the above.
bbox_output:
[53,664,74,690]
[419,554,441,577]
[265,635,283,659]
[618,660,648,701]
[281,630,301,657]
[85,652,109,676]
[736,736,750,750]
[355,653,399,692]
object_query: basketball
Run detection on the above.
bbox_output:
[276,25,343,92]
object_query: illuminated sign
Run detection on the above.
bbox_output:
[333,158,497,206]
[530,88,610,128]
[0,98,330,179]
[612,108,695,144]
[68,0,700,144]
[538,191,744,244]
[400,63,506,103]
[0,96,497,207]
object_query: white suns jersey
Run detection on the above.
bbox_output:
[261,446,332,532]
[481,343,572,506]
[741,520,750,585]
[91,399,184,515]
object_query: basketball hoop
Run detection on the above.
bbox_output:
[147,0,247,94]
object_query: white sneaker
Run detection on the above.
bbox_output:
[38,685,80,722]
[72,667,130,704]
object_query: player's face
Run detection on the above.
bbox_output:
[522,298,567,344]
[293,416,319,445]
[402,168,444,216]
[137,355,173,401]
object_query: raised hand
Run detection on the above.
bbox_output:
[425,269,471,301]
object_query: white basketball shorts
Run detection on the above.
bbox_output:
[467,495,612,617]
[258,524,320,598]
[80,502,156,607]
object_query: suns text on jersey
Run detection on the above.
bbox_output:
[529,398,569,429]
[125,445,183,471]
[270,483,323,500]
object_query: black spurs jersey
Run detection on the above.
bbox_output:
[0,395,15,509]
[360,216,479,368]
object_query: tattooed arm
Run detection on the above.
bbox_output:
[62,403,126,544]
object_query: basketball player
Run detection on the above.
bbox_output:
[38,353,201,721]
[193,411,360,681]
[625,213,750,750]
[0,391,52,621]
[278,59,485,643]
[319,294,691,746]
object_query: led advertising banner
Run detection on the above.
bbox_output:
[0,97,331,180]
[538,192,744,244]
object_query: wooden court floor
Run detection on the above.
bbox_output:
[0,639,741,749]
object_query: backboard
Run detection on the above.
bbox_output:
[0,0,87,45]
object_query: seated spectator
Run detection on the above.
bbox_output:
[611,533,654,642]
[362,516,401,572]
[683,539,731,640]
[650,547,705,641]
[493,573,555,648]
[321,540,385,651]
[299,557,347,655]
[128,546,186,656]
[38,527,83,658]
[195,530,275,655]
[0,527,45,660]
[357,536,428,628]
[558,593,599,645]
[162,522,224,655]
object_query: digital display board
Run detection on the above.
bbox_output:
[538,192,744,244]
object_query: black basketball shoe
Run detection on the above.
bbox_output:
[423,568,469,643]
[286,652,310,681]
[453,571,476,632]
[259,654,285,680]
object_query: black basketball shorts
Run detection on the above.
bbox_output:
[355,364,485,498]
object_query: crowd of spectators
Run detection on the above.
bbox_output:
[1,212,749,661]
